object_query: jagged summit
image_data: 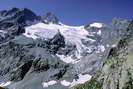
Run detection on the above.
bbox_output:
[0,8,38,20]
[0,8,19,17]
[19,8,39,21]
[41,12,59,24]
[0,8,39,26]
[0,8,60,25]
[0,8,39,44]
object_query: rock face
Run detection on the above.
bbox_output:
[41,12,59,24]
[0,8,39,44]
[72,21,133,89]
[0,8,132,89]
[98,21,133,89]
[0,8,39,25]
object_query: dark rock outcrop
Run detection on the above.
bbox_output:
[0,87,6,89]
[0,8,39,26]
[0,8,39,44]
[41,12,59,24]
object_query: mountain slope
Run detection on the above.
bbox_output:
[0,8,132,89]
[73,21,133,89]
[98,21,133,89]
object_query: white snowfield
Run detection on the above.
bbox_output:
[0,30,7,38]
[71,74,92,87]
[42,80,57,88]
[0,81,12,87]
[90,23,103,28]
[96,45,105,53]
[60,80,71,86]
[41,74,91,88]
[24,22,104,64]
[56,54,80,64]
[24,23,89,40]
[112,44,117,47]
[61,74,92,87]
[0,30,7,33]
[97,30,102,35]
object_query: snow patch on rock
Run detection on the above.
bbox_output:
[90,23,103,28]
[56,54,80,64]
[96,45,105,53]
[71,74,92,87]
[106,44,110,47]
[60,74,92,87]
[97,30,102,35]
[42,80,57,88]
[61,80,71,86]
[0,81,12,87]
[112,44,117,47]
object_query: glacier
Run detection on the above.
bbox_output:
[24,22,104,64]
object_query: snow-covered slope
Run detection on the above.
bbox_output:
[24,22,104,64]
[90,23,103,28]
[24,23,89,40]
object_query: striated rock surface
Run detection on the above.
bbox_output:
[73,21,133,89]
[97,21,133,89]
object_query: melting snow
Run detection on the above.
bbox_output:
[106,44,110,47]
[112,44,117,47]
[56,54,80,64]
[61,80,71,86]
[90,23,103,28]
[60,74,92,87]
[42,75,92,88]
[0,30,6,33]
[106,44,117,48]
[42,80,57,88]
[71,74,92,87]
[97,30,102,35]
[96,45,105,53]
[0,81,11,87]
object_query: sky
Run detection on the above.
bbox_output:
[0,0,133,26]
